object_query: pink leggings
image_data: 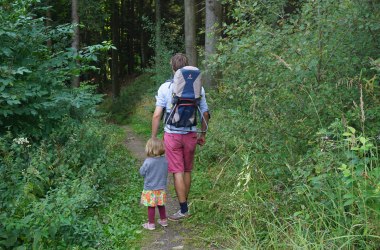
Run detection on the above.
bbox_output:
[148,206,166,224]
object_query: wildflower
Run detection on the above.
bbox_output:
[13,137,29,145]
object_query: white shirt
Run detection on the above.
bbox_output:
[155,80,209,134]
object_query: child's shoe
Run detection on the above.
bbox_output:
[142,222,155,230]
[158,218,168,227]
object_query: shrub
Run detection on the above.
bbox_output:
[0,119,143,249]
[192,0,380,248]
[0,1,109,138]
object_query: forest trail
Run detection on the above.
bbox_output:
[123,126,202,250]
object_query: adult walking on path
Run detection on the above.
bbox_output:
[151,53,210,220]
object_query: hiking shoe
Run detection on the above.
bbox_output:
[168,210,190,221]
[142,222,155,230]
[158,219,168,227]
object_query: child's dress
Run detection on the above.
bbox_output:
[139,156,168,207]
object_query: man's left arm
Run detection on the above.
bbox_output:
[197,111,209,146]
[198,87,210,146]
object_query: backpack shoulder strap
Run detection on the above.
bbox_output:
[165,78,174,89]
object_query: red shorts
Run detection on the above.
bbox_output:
[164,132,198,173]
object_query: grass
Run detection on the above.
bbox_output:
[99,72,380,249]
[96,125,145,249]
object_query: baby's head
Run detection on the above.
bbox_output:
[145,138,165,157]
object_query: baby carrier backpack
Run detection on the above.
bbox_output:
[165,66,208,133]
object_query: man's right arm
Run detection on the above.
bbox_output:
[152,83,168,138]
[152,106,164,138]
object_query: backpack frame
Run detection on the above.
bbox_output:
[164,66,208,133]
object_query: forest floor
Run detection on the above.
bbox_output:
[123,126,204,250]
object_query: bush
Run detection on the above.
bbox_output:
[0,1,108,138]
[0,119,143,249]
[0,1,143,249]
[191,0,380,248]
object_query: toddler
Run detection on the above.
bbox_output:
[140,137,168,230]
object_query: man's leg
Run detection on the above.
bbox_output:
[164,133,186,204]
[184,172,191,201]
[169,172,190,220]
[183,133,197,202]
[173,172,187,203]
[165,133,195,220]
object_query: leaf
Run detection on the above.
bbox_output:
[359,137,367,145]
[0,235,17,247]
[48,225,57,237]
[343,193,354,199]
[343,199,355,206]
[293,211,303,217]
[6,99,21,105]
[347,126,356,134]
[338,164,347,171]
[13,67,32,75]
[1,48,12,57]
[343,169,351,177]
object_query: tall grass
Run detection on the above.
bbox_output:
[189,103,380,249]
[107,72,379,249]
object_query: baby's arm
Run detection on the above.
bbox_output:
[139,160,148,177]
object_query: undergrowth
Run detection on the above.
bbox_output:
[99,73,166,139]
[106,78,380,248]
[105,71,380,250]
[0,119,144,249]
[100,1,380,247]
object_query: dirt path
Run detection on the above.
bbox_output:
[123,126,201,250]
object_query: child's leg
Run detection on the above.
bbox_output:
[148,206,155,224]
[157,205,166,220]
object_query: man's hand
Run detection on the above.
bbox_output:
[198,111,209,146]
[197,133,206,146]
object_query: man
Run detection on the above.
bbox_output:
[151,53,210,220]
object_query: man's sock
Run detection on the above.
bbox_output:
[179,201,188,214]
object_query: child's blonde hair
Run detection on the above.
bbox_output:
[145,138,165,157]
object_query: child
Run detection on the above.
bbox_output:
[140,137,168,230]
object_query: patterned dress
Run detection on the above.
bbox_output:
[139,156,168,207]
[141,190,167,207]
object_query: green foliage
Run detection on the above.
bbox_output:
[0,2,144,249]
[142,15,184,84]
[101,0,380,247]
[149,44,175,85]
[193,0,380,248]
[99,73,156,128]
[0,119,144,249]
[0,1,111,137]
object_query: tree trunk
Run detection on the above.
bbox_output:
[119,0,127,76]
[184,0,197,66]
[127,0,135,74]
[111,0,120,98]
[155,0,161,64]
[204,0,222,88]
[196,0,205,47]
[138,0,147,68]
[46,0,52,48]
[71,0,80,88]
